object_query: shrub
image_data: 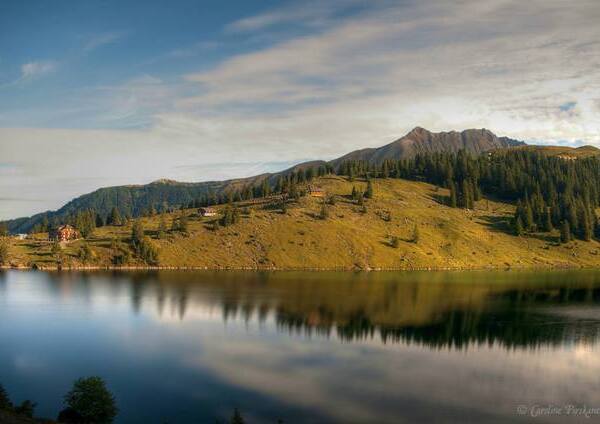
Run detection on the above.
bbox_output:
[61,377,117,424]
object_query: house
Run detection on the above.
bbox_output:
[308,186,325,197]
[49,225,79,242]
[199,207,217,217]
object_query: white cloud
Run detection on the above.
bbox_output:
[224,0,357,33]
[20,60,57,79]
[82,31,126,52]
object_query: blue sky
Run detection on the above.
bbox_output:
[1,0,600,219]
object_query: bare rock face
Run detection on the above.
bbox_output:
[331,127,525,165]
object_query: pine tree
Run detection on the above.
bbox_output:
[95,213,104,228]
[542,207,553,232]
[131,220,144,249]
[514,216,524,236]
[179,214,189,234]
[560,221,571,244]
[448,180,457,208]
[158,214,167,239]
[0,383,13,410]
[230,408,245,424]
[582,207,593,241]
[365,180,374,199]
[109,207,122,226]
[523,200,534,231]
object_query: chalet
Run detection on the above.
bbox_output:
[308,186,325,197]
[49,225,79,242]
[199,207,217,217]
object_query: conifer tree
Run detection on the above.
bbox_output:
[514,216,524,236]
[542,207,553,232]
[365,180,374,199]
[448,180,457,208]
[179,214,189,234]
[109,207,122,226]
[158,214,167,239]
[560,221,571,244]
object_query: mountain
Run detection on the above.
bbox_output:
[331,127,524,166]
[4,127,523,234]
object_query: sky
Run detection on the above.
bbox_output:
[1,0,600,220]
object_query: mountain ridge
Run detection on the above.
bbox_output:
[1,127,530,233]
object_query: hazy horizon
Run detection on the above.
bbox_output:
[2,0,599,219]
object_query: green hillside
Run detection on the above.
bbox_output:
[5,176,600,270]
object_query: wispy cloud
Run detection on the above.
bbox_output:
[83,31,127,52]
[20,60,57,80]
[224,0,361,33]
[167,41,219,58]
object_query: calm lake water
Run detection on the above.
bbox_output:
[2,270,600,423]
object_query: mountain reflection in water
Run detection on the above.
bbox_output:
[2,269,600,423]
[4,269,599,349]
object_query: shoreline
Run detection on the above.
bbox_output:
[2,263,598,272]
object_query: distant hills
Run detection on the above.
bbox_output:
[4,127,598,234]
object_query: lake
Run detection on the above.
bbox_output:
[1,270,600,423]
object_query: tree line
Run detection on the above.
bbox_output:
[336,149,600,242]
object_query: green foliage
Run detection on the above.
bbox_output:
[390,236,400,248]
[110,239,130,266]
[78,243,94,264]
[157,214,168,239]
[0,384,12,410]
[560,221,571,244]
[365,180,374,199]
[130,221,159,265]
[108,207,122,226]
[338,149,600,241]
[131,220,144,246]
[230,408,245,424]
[448,180,457,208]
[14,400,36,418]
[0,222,8,236]
[179,214,189,234]
[63,376,118,424]
[220,206,240,227]
[0,240,9,265]
[73,210,96,238]
[513,216,524,236]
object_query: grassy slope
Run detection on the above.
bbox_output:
[7,176,600,270]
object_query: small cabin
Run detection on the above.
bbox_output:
[308,186,325,197]
[199,207,217,217]
[49,224,79,242]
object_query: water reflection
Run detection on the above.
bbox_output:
[2,270,600,423]
[4,270,600,350]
